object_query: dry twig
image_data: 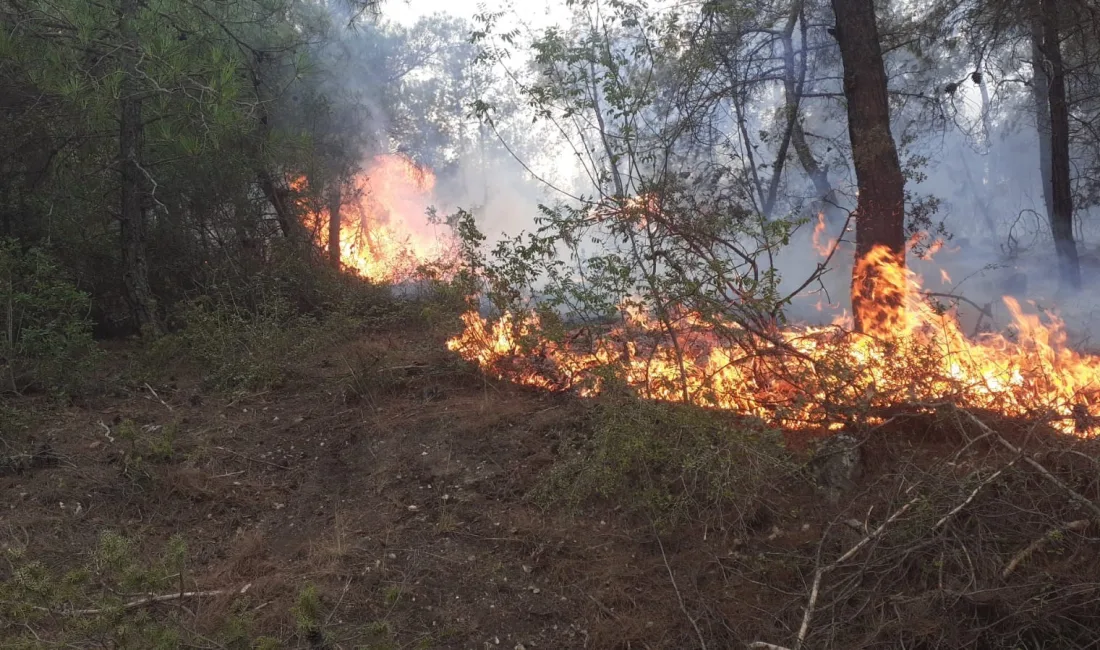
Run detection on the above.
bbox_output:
[41,583,252,616]
[753,493,921,650]
[932,458,1017,531]
[954,408,1100,521]
[653,523,708,650]
[1002,519,1090,578]
[144,382,173,411]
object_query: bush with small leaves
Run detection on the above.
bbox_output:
[0,238,100,395]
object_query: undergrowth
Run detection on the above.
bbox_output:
[0,531,266,648]
[534,393,794,531]
[0,238,100,396]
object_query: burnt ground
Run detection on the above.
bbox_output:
[4,317,1100,649]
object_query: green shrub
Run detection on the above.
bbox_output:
[534,395,794,529]
[145,291,310,392]
[0,531,265,648]
[0,238,100,394]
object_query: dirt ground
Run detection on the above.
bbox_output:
[2,324,754,648]
[4,319,1100,649]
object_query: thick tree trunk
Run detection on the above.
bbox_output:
[831,0,907,333]
[327,182,342,267]
[1035,0,1081,289]
[118,0,158,335]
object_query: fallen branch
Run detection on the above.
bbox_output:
[954,408,1100,521]
[753,493,921,650]
[932,458,1017,532]
[42,583,252,616]
[215,446,291,471]
[832,494,920,567]
[653,522,708,650]
[1002,520,1090,578]
[144,382,173,411]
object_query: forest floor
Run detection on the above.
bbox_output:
[4,310,1100,649]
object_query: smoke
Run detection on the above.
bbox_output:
[317,2,1100,347]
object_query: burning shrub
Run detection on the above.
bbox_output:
[0,239,99,395]
[533,395,793,530]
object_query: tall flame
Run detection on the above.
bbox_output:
[448,243,1100,435]
[300,154,455,282]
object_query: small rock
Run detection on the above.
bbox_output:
[408,505,419,512]
[87,440,102,450]
[809,433,864,503]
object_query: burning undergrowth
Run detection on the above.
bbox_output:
[448,241,1100,437]
[296,153,461,283]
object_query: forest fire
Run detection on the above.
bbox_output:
[448,242,1100,435]
[299,154,455,282]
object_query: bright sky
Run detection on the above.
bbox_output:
[383,0,581,190]
[386,0,570,30]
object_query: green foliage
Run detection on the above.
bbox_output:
[3,531,184,646]
[463,4,800,408]
[142,246,400,393]
[0,239,100,394]
[115,418,178,481]
[292,583,323,633]
[534,396,792,529]
[152,293,307,392]
[0,531,293,647]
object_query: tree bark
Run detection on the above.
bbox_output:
[118,0,159,335]
[1030,14,1055,229]
[1035,0,1081,289]
[326,182,342,267]
[831,0,907,334]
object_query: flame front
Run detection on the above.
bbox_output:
[300,154,454,282]
[448,244,1100,435]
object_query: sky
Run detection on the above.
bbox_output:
[386,0,570,30]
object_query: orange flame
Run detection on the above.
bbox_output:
[448,245,1100,435]
[299,154,455,282]
[811,212,837,257]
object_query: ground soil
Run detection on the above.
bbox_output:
[4,318,1100,649]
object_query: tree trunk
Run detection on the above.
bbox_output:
[327,182,342,267]
[780,1,845,230]
[831,0,907,334]
[118,0,158,335]
[1035,0,1081,289]
[1030,14,1055,228]
[971,68,1000,238]
[258,169,299,239]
